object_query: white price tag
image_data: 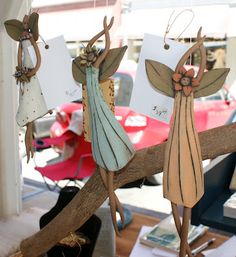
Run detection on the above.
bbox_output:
[28,35,82,110]
[130,34,189,124]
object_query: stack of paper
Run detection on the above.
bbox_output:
[223,192,236,219]
[139,215,207,253]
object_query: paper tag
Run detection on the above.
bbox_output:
[28,35,82,110]
[130,34,189,124]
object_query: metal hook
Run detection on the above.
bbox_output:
[39,34,49,49]
[163,9,195,50]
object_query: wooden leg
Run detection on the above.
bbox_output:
[179,207,192,257]
[171,203,193,257]
[107,172,121,235]
[25,122,34,163]
[99,168,124,235]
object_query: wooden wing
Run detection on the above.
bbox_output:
[72,57,86,85]
[194,68,230,98]
[99,46,127,81]
[4,19,23,41]
[145,60,175,97]
[29,12,39,41]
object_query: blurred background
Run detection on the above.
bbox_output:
[32,0,236,92]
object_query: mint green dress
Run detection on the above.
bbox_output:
[86,66,135,172]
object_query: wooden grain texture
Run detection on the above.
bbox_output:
[145,59,174,97]
[99,46,127,81]
[20,123,236,257]
[163,92,204,208]
[194,68,230,98]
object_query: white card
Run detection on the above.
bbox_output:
[207,236,236,257]
[130,34,189,124]
[152,247,177,257]
[29,36,82,110]
[129,226,153,257]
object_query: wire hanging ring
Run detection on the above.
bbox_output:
[164,9,195,50]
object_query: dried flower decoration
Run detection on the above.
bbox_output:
[59,232,90,247]
[80,45,99,67]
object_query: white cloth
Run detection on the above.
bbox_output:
[16,40,48,127]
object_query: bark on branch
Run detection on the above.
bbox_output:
[21,123,236,257]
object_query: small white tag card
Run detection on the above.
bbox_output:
[29,35,82,110]
[130,34,189,124]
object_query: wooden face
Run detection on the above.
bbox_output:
[180,76,191,87]
[23,15,29,30]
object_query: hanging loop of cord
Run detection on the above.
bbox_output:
[163,9,195,50]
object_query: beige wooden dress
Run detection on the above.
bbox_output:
[163,91,204,208]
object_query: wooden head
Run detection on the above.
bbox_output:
[22,15,29,31]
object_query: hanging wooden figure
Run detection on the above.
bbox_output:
[72,16,135,234]
[4,12,49,162]
[145,28,229,257]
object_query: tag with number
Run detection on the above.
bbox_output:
[28,35,82,110]
[130,34,189,124]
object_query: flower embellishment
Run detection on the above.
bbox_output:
[80,45,99,67]
[172,67,200,96]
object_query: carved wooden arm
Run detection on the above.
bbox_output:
[175,27,206,81]
[87,16,114,49]
[93,16,114,68]
[20,122,236,257]
[26,37,41,78]
[17,43,22,69]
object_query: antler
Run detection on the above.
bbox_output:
[175,27,206,82]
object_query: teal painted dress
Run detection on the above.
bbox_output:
[86,66,135,172]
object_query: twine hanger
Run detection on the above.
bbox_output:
[163,9,195,50]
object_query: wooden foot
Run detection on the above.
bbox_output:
[99,168,124,235]
[171,203,193,257]
[25,122,34,163]
[179,207,192,257]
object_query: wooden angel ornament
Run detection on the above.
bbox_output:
[4,12,48,162]
[145,28,229,257]
[72,16,135,234]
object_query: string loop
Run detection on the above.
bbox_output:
[164,9,195,50]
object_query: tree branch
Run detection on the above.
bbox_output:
[21,123,236,257]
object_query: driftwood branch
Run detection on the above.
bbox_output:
[21,123,236,257]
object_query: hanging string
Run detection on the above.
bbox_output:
[163,9,195,50]
[189,0,193,65]
[105,0,109,17]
